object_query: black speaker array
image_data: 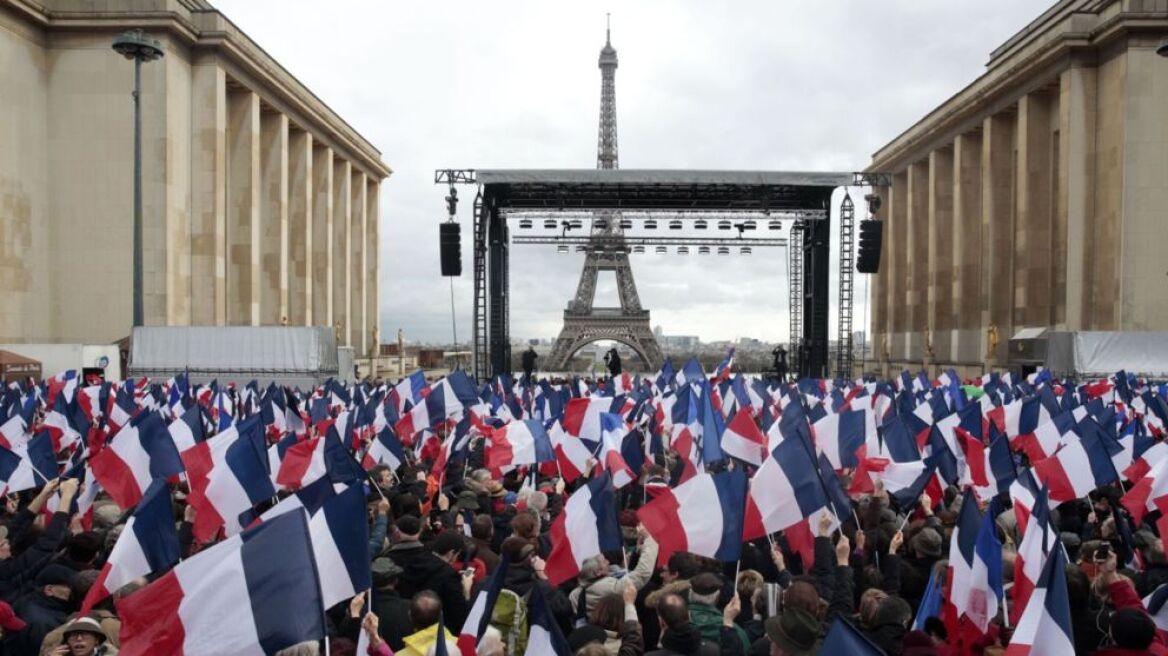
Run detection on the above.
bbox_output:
[439,222,461,276]
[857,220,883,274]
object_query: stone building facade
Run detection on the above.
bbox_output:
[868,0,1168,378]
[0,0,391,354]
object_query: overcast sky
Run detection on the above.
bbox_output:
[214,0,1052,347]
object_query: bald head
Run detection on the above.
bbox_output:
[409,590,442,630]
[657,593,690,630]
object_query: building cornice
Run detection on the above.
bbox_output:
[868,2,1167,174]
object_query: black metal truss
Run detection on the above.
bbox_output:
[836,193,855,379]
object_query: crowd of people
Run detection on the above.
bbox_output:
[0,364,1162,656]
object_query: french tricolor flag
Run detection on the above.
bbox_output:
[116,510,326,656]
[181,416,276,542]
[79,479,179,615]
[486,419,554,470]
[1013,485,1057,626]
[545,473,621,586]
[562,397,612,445]
[458,555,509,656]
[720,410,768,467]
[363,425,405,472]
[1032,422,1120,505]
[598,413,636,488]
[274,437,328,491]
[637,469,747,566]
[90,412,184,509]
[523,586,572,655]
[548,421,592,484]
[308,485,372,608]
[811,408,866,470]
[1004,544,1073,656]
[743,434,832,541]
[168,403,206,453]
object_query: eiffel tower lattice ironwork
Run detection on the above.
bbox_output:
[546,21,664,372]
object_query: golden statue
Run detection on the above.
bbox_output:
[924,328,935,360]
[987,324,1000,358]
[334,322,343,344]
[881,334,890,361]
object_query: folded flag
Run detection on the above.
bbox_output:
[79,478,179,615]
[545,473,621,586]
[720,409,768,466]
[1014,485,1057,626]
[274,437,327,491]
[91,411,184,509]
[117,510,326,656]
[597,413,636,488]
[458,556,509,656]
[523,585,572,655]
[1004,543,1073,656]
[637,469,747,566]
[549,421,591,483]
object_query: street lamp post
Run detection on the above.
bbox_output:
[111,30,164,329]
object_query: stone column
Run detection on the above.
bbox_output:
[1059,59,1097,330]
[190,62,227,326]
[311,146,333,326]
[1015,91,1056,329]
[928,146,954,370]
[952,130,983,364]
[288,129,312,325]
[259,110,289,326]
[332,159,351,344]
[366,180,380,356]
[226,89,261,326]
[350,169,367,355]
[906,161,930,364]
[981,110,1016,367]
[163,52,192,327]
[888,171,909,364]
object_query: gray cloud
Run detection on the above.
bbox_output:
[214,0,1052,346]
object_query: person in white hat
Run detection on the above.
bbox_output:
[53,616,111,656]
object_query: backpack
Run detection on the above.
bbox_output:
[489,588,530,655]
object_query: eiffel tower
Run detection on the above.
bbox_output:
[546,20,664,372]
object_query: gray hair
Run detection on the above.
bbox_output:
[580,555,607,581]
[690,590,719,607]
[527,491,548,513]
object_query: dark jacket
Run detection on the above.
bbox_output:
[501,563,573,637]
[472,537,500,574]
[387,541,469,628]
[0,512,69,601]
[689,603,749,654]
[646,624,721,656]
[9,592,72,656]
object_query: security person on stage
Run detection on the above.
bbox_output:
[772,345,789,384]
[604,347,622,378]
[521,346,538,382]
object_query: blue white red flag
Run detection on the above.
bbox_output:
[545,473,621,586]
[117,510,326,656]
[637,469,747,565]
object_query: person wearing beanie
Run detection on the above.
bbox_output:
[901,525,944,610]
[10,564,77,656]
[687,572,749,653]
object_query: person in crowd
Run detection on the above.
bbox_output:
[399,591,455,656]
[567,584,643,656]
[0,479,79,601]
[50,617,110,656]
[645,592,736,656]
[10,564,77,655]
[469,514,500,575]
[570,526,658,620]
[387,516,470,628]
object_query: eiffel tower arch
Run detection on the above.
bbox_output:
[546,20,663,372]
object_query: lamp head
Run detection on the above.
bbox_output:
[112,30,164,62]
